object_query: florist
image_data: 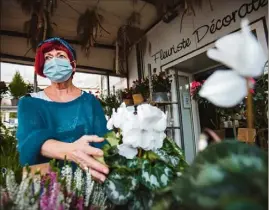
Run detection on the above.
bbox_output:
[16,37,109,182]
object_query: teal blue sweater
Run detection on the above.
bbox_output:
[16,92,108,166]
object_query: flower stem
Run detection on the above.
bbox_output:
[246,79,254,129]
[138,148,143,158]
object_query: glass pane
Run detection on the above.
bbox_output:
[108,76,127,95]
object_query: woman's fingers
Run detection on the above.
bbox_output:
[73,150,109,175]
[81,135,104,143]
[83,146,103,156]
[89,168,107,182]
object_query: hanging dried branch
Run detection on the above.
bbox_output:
[16,0,57,51]
[77,9,109,56]
[179,0,213,32]
[116,11,144,74]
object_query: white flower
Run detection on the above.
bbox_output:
[199,70,247,107]
[207,19,266,78]
[137,104,167,131]
[200,19,267,107]
[117,144,138,159]
[108,103,167,159]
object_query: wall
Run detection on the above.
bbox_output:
[128,0,268,76]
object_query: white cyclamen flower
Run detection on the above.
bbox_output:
[109,103,167,159]
[200,19,267,107]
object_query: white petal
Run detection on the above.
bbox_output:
[122,129,142,148]
[198,134,208,151]
[107,118,114,130]
[154,112,167,132]
[137,104,166,131]
[117,144,138,159]
[199,70,247,107]
[207,19,266,78]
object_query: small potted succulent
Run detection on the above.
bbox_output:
[132,79,149,105]
[0,81,8,105]
[9,72,28,106]
[151,69,172,102]
[121,88,133,106]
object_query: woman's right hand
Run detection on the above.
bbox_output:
[69,135,109,182]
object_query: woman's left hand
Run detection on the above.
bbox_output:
[68,135,109,182]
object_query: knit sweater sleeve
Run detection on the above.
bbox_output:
[16,97,56,166]
[90,96,108,148]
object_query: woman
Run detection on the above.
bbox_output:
[16,37,109,182]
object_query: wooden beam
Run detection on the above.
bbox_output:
[0,30,115,50]
[0,53,126,77]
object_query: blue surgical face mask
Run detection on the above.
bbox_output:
[43,58,73,83]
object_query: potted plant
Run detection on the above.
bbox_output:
[121,88,133,106]
[0,81,8,105]
[9,72,28,106]
[99,94,121,117]
[151,69,172,102]
[132,79,149,105]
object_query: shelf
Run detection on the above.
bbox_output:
[155,101,178,105]
[0,106,18,111]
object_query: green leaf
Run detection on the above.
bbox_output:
[153,138,188,172]
[93,156,106,165]
[140,160,174,190]
[127,158,142,170]
[104,131,120,147]
[104,171,139,205]
[128,189,154,210]
[173,141,268,210]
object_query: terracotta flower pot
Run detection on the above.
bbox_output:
[11,98,18,106]
[237,128,256,144]
[123,98,133,106]
[132,94,144,105]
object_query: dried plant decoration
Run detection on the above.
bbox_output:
[150,0,213,32]
[77,8,109,56]
[17,0,58,51]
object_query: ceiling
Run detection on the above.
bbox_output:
[0,0,159,75]
[1,0,158,46]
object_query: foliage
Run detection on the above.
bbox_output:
[103,131,187,209]
[253,73,268,129]
[0,161,109,209]
[77,9,109,56]
[0,123,22,187]
[0,81,8,98]
[8,72,28,99]
[151,70,172,93]
[132,78,149,98]
[173,140,268,210]
[100,94,121,117]
[120,88,133,99]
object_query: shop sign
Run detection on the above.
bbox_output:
[152,0,267,63]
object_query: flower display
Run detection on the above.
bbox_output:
[199,19,267,107]
[0,164,108,210]
[104,103,187,208]
[107,103,167,159]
